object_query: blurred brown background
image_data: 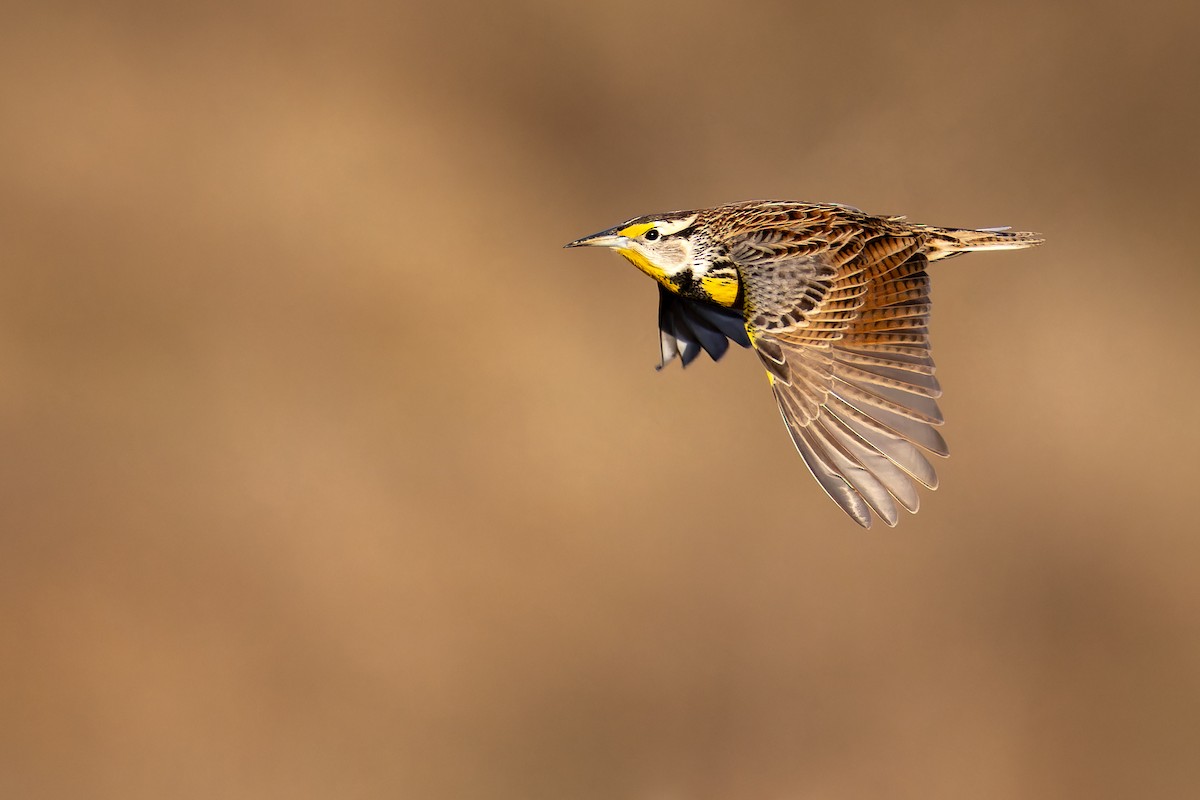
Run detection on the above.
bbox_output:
[2,1,1199,797]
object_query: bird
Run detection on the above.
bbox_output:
[564,200,1043,528]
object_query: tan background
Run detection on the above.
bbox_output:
[3,1,1199,798]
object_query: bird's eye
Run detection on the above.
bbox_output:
[644,229,660,241]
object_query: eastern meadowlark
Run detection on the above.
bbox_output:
[565,200,1043,528]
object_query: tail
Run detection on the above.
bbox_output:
[920,225,1044,261]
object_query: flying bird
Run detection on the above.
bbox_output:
[565,200,1043,528]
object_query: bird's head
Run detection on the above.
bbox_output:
[564,211,701,282]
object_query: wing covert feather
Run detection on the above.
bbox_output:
[737,229,948,528]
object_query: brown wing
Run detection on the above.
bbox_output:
[736,231,947,528]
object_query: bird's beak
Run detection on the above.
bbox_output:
[563,227,629,249]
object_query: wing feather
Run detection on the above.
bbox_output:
[737,228,949,527]
[656,285,750,369]
[773,383,874,528]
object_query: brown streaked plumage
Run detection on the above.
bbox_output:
[565,200,1043,528]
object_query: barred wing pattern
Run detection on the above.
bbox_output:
[737,232,948,528]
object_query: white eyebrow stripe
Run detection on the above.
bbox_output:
[655,214,698,236]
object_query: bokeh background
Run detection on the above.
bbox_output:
[3,1,1199,797]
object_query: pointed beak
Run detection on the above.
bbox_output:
[563,227,628,249]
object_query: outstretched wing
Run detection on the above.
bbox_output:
[656,284,751,369]
[736,231,948,528]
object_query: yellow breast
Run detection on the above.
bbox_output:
[699,274,739,307]
[617,248,740,308]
